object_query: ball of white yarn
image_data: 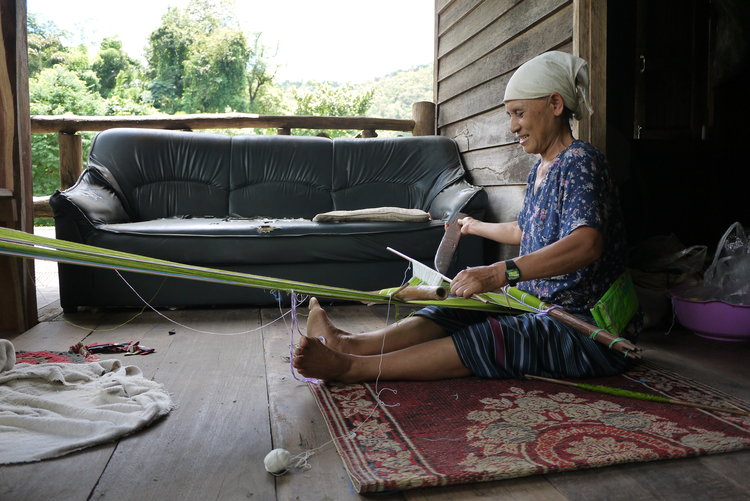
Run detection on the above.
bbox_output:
[264,448,291,475]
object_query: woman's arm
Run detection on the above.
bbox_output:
[457,217,522,246]
[450,225,603,298]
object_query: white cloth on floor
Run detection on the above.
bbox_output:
[0,340,173,464]
[0,339,15,371]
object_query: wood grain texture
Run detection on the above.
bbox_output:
[463,144,534,186]
[1,308,750,499]
[437,0,520,57]
[262,304,405,501]
[438,0,569,83]
[87,309,274,501]
[30,114,415,134]
[438,5,573,104]
[57,133,83,191]
[437,0,485,36]
[442,106,517,152]
[0,10,15,191]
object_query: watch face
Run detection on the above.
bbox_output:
[506,268,521,281]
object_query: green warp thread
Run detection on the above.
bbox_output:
[576,383,670,403]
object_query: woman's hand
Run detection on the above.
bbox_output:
[456,216,480,236]
[450,263,505,298]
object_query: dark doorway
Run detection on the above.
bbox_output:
[607,0,750,248]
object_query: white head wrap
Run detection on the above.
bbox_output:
[503,51,593,120]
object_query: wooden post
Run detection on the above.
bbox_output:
[0,13,13,193]
[277,127,291,135]
[0,0,37,334]
[412,101,436,136]
[573,0,607,152]
[58,132,83,190]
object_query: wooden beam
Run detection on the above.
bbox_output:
[574,0,607,152]
[58,132,83,190]
[30,113,416,134]
[33,195,53,218]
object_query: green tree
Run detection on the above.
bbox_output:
[92,37,133,98]
[293,82,374,137]
[29,67,105,197]
[181,27,249,112]
[26,14,68,77]
[145,7,191,113]
[246,33,277,113]
[145,0,272,114]
[365,65,433,120]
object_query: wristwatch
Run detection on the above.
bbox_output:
[504,259,521,286]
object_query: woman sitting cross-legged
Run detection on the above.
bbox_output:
[293,51,639,383]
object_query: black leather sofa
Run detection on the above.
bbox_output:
[50,128,487,310]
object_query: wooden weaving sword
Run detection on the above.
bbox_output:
[434,212,467,275]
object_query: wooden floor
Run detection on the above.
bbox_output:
[1,302,750,501]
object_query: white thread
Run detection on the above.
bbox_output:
[264,448,291,475]
[115,269,293,336]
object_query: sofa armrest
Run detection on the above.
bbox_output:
[50,166,132,237]
[428,180,487,221]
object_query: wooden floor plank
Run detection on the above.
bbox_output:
[3,306,750,500]
[262,303,405,500]
[86,308,275,501]
[404,475,567,501]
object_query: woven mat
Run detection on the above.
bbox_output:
[309,362,750,493]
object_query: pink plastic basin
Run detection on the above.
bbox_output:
[671,294,750,342]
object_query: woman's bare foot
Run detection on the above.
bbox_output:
[293,335,356,382]
[306,297,354,353]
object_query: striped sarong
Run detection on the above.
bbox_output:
[415,306,632,379]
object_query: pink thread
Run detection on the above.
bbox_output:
[535,304,562,317]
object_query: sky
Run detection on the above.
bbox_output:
[26,0,434,83]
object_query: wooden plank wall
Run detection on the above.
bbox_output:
[0,0,37,334]
[435,0,574,261]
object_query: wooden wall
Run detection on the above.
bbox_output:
[434,0,574,261]
[1,0,37,334]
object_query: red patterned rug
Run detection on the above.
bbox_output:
[309,362,750,493]
[15,348,98,364]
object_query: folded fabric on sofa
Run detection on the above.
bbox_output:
[312,207,431,223]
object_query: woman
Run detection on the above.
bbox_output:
[293,51,636,383]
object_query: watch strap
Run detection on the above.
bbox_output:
[504,259,521,286]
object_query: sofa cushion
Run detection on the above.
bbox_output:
[331,136,465,211]
[90,217,446,267]
[88,129,232,221]
[229,135,334,219]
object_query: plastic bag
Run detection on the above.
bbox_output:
[629,234,707,290]
[677,222,750,305]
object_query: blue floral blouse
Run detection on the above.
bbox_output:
[516,140,627,314]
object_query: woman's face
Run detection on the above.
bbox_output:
[504,96,560,157]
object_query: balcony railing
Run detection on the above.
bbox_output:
[31,102,437,218]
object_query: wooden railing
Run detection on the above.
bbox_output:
[31,101,437,218]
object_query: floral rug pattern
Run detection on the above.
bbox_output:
[309,362,750,493]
